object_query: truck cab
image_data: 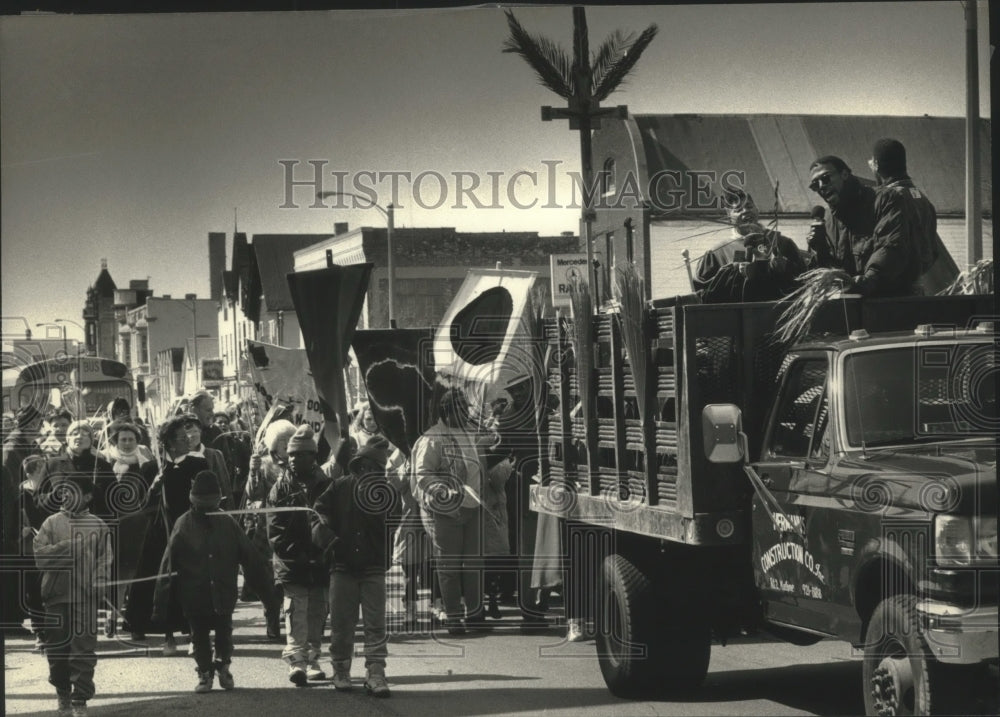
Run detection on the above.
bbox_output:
[707,323,998,714]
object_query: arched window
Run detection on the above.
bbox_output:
[601,157,616,196]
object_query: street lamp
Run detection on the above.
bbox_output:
[316,190,396,327]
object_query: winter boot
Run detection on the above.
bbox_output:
[331,660,353,691]
[195,667,214,693]
[215,661,235,690]
[56,690,72,716]
[364,665,390,698]
[70,701,88,717]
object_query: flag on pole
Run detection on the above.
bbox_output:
[287,263,373,449]
[352,327,437,457]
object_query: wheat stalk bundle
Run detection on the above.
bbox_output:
[568,278,594,439]
[524,284,550,428]
[773,268,852,346]
[938,258,994,296]
[613,262,649,426]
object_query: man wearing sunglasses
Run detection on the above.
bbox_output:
[806,155,877,278]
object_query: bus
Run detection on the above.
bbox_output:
[12,355,134,418]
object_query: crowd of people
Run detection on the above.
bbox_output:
[2,379,573,714]
[694,137,946,302]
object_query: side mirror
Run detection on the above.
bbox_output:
[702,403,746,463]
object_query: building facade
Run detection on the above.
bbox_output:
[82,259,117,359]
[293,226,580,329]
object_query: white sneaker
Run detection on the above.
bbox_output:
[306,660,326,680]
[288,665,308,687]
[566,619,585,643]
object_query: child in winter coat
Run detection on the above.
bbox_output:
[312,436,396,697]
[33,473,113,717]
[152,470,271,693]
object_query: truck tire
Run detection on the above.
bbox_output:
[596,553,711,697]
[862,594,971,716]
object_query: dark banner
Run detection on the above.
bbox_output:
[351,327,436,457]
[287,263,373,448]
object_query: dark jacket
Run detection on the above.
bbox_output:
[695,229,806,303]
[63,451,116,520]
[267,466,331,586]
[811,175,877,277]
[312,473,398,576]
[3,429,41,482]
[853,176,934,297]
[153,507,271,619]
[147,455,212,530]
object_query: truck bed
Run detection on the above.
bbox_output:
[532,293,992,546]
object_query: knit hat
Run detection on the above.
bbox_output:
[263,419,297,452]
[287,424,318,454]
[872,138,906,177]
[349,435,390,474]
[189,470,221,507]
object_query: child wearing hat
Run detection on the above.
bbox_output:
[267,425,332,686]
[312,436,395,697]
[152,470,271,693]
[33,473,112,717]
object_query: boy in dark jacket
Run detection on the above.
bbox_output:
[267,425,331,686]
[152,470,270,693]
[312,436,395,697]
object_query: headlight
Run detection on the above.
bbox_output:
[934,515,999,566]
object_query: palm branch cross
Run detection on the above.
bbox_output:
[503,7,657,304]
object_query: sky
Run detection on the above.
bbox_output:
[1,2,992,343]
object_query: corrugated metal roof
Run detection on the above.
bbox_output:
[618,114,991,215]
[251,234,333,312]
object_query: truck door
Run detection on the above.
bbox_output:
[752,355,830,631]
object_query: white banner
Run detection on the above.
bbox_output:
[245,340,324,435]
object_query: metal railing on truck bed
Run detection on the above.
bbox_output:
[532,293,993,546]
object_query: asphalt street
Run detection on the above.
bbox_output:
[5,596,880,717]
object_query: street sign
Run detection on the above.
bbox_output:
[549,253,588,307]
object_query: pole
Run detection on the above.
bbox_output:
[61,324,68,356]
[191,300,199,389]
[964,0,983,265]
[387,203,396,328]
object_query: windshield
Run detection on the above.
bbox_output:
[843,343,997,448]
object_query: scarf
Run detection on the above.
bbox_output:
[106,444,150,477]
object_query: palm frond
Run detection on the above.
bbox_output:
[569,277,593,446]
[772,268,851,346]
[589,30,634,92]
[613,262,649,426]
[503,10,574,99]
[938,258,994,296]
[592,24,658,102]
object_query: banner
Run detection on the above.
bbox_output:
[244,340,323,435]
[352,328,437,457]
[287,263,373,449]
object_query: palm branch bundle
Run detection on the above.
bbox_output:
[938,258,994,295]
[613,262,649,425]
[773,268,852,346]
[523,284,551,429]
[568,277,594,441]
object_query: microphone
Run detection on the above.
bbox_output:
[807,206,827,254]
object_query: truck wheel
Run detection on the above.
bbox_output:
[596,553,710,697]
[862,595,968,716]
